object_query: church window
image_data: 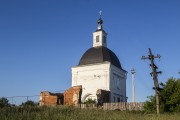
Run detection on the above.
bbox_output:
[120,78,123,93]
[117,97,120,102]
[96,35,99,42]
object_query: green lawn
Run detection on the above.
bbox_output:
[0,106,179,120]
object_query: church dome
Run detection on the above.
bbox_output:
[79,46,122,69]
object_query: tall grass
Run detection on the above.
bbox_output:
[0,106,179,120]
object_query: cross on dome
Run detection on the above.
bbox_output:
[97,11,103,30]
[99,10,102,18]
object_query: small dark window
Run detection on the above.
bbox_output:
[103,36,106,43]
[117,97,120,102]
[96,36,99,42]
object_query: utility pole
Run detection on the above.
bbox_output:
[131,68,135,102]
[141,48,162,115]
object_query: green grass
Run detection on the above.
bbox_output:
[0,106,179,120]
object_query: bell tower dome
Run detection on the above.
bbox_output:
[93,12,107,47]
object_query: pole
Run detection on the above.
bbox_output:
[131,68,135,102]
[141,48,161,115]
[149,48,160,115]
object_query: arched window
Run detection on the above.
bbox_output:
[96,35,99,42]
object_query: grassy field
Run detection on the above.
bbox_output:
[0,106,179,120]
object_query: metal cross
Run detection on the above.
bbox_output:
[99,10,102,17]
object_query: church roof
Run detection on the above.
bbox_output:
[79,46,122,69]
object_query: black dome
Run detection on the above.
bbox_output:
[79,46,122,69]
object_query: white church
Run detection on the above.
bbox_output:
[71,16,127,103]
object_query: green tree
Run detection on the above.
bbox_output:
[21,100,39,107]
[0,97,10,108]
[144,96,156,113]
[84,98,96,104]
[144,78,180,112]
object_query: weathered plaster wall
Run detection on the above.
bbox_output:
[72,62,110,102]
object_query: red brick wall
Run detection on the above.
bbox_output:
[40,92,58,106]
[64,85,82,105]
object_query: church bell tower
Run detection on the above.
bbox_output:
[93,15,107,47]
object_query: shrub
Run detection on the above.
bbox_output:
[84,98,96,104]
[0,97,10,108]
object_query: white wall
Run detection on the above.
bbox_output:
[110,64,127,102]
[93,30,107,47]
[71,62,127,103]
[72,62,110,102]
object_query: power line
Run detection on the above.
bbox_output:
[2,95,39,98]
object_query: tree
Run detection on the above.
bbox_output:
[20,100,39,107]
[84,98,96,104]
[0,97,10,108]
[144,96,156,112]
[144,78,180,112]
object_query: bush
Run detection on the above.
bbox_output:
[84,98,96,104]
[144,78,180,113]
[20,100,39,107]
[0,97,10,108]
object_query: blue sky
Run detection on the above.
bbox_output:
[0,0,180,104]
